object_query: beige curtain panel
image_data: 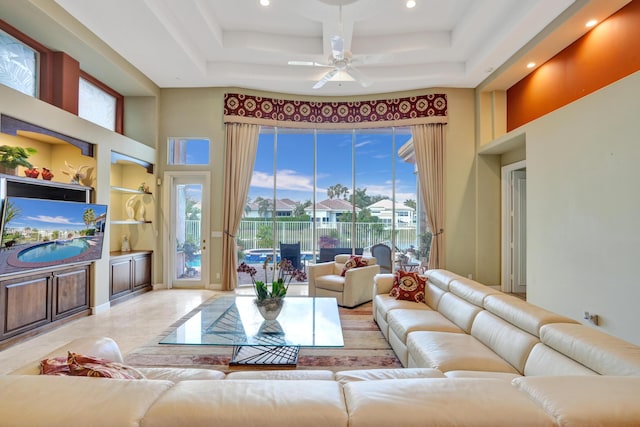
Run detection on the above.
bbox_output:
[412,123,446,270]
[221,122,259,290]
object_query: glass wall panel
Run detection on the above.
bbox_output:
[239,126,419,285]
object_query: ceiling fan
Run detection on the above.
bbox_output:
[288,5,372,89]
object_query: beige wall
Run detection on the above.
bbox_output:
[515,71,640,344]
[157,87,479,287]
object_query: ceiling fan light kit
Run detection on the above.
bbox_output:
[290,3,372,90]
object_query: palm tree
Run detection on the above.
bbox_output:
[256,197,273,218]
[328,183,349,200]
[83,208,96,228]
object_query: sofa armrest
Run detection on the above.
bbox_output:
[307,261,338,297]
[373,274,395,295]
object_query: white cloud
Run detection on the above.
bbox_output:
[26,215,83,225]
[251,169,315,192]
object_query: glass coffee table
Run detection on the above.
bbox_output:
[160,296,344,368]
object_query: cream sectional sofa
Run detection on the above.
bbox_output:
[373,269,640,378]
[3,273,640,426]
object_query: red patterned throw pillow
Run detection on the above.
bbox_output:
[341,255,368,277]
[390,270,426,303]
[40,356,71,376]
[67,352,145,379]
[40,352,144,379]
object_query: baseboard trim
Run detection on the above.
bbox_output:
[92,301,111,315]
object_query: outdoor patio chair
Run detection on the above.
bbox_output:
[280,242,302,270]
[308,254,379,308]
[371,243,393,274]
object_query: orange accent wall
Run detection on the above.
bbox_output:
[507,0,640,131]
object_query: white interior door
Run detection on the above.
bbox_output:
[511,170,527,293]
[164,172,210,288]
[501,161,527,294]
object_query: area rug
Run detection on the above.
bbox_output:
[124,298,401,372]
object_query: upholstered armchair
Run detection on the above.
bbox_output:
[308,254,380,308]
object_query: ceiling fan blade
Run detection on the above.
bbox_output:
[288,60,330,67]
[345,65,372,88]
[313,68,338,89]
[331,35,344,61]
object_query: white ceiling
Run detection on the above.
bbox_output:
[35,0,632,96]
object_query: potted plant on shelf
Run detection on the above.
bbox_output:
[237,256,307,320]
[0,145,37,175]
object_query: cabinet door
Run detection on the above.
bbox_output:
[110,259,132,299]
[0,274,51,339]
[52,266,90,320]
[132,254,152,290]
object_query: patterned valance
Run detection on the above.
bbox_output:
[224,93,447,129]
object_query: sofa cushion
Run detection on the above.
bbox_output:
[484,293,578,337]
[139,367,226,382]
[448,277,501,307]
[424,282,447,310]
[225,370,334,380]
[142,380,348,427]
[335,367,445,384]
[523,343,597,376]
[314,274,345,292]
[407,331,519,374]
[0,375,174,427]
[513,376,640,426]
[444,370,522,380]
[388,309,463,342]
[390,271,426,303]
[470,311,539,374]
[540,323,640,375]
[435,292,482,333]
[406,331,519,374]
[424,269,461,291]
[373,294,431,323]
[344,378,555,427]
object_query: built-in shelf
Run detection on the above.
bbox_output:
[110,185,152,195]
[111,220,152,225]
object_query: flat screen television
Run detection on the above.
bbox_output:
[0,196,108,276]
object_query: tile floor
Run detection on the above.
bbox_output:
[0,284,308,375]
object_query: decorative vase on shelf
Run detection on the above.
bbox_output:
[255,297,284,321]
[41,168,54,180]
[24,168,39,178]
[121,235,130,252]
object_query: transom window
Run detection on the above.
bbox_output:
[78,77,117,131]
[167,138,210,165]
[0,29,38,97]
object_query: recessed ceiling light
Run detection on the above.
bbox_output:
[406,0,416,8]
[585,19,598,28]
[526,62,536,69]
[259,0,270,6]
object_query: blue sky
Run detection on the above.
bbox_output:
[249,130,416,204]
[3,197,107,231]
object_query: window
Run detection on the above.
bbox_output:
[78,77,117,131]
[237,126,421,285]
[0,29,38,97]
[168,138,210,165]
